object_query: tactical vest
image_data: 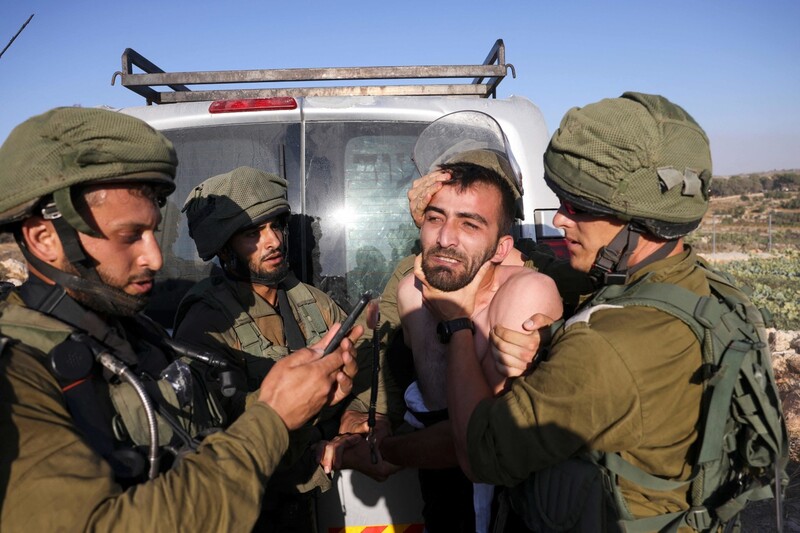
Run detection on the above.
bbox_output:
[0,288,224,486]
[509,261,789,532]
[175,275,330,361]
[175,277,338,497]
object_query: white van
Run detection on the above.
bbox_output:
[114,40,562,530]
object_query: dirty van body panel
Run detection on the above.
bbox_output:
[119,94,555,529]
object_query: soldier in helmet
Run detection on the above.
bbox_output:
[419,93,725,529]
[0,108,359,531]
[174,166,379,532]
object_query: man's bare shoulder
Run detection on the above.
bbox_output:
[495,265,558,290]
[489,266,563,331]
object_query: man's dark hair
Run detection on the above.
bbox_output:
[438,162,515,236]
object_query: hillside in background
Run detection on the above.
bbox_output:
[698,171,800,255]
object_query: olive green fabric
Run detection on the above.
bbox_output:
[174,275,344,394]
[183,166,290,260]
[576,262,786,532]
[446,148,525,220]
[173,274,344,497]
[0,291,73,353]
[447,149,522,199]
[0,292,290,531]
[175,275,331,363]
[109,379,181,446]
[0,107,177,225]
[466,248,707,526]
[352,253,417,426]
[544,92,712,238]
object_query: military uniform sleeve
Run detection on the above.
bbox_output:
[0,346,289,532]
[466,319,642,487]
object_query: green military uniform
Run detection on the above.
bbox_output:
[351,253,414,426]
[0,288,290,531]
[174,273,344,416]
[0,108,332,532]
[433,94,784,531]
[178,167,355,532]
[467,247,705,521]
[174,273,346,532]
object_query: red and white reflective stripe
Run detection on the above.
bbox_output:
[327,524,424,533]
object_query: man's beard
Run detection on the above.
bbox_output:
[227,246,290,286]
[421,243,496,292]
[62,262,153,317]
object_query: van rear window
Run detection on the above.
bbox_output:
[146,120,425,325]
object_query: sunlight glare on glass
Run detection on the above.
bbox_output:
[331,207,358,226]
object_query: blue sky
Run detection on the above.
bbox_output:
[1,0,798,176]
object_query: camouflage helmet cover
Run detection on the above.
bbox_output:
[183,166,290,260]
[0,107,177,226]
[544,92,712,239]
[444,148,525,220]
[445,148,522,199]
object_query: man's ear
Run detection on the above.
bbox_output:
[20,217,62,264]
[217,247,230,266]
[490,235,514,264]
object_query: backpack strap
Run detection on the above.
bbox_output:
[588,270,787,532]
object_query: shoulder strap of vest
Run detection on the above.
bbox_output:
[283,278,329,346]
[0,295,74,357]
[176,276,329,359]
[586,265,786,532]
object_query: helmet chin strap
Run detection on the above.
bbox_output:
[41,200,103,284]
[18,200,149,316]
[588,224,679,289]
[17,239,149,316]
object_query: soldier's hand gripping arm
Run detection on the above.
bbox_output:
[488,313,555,378]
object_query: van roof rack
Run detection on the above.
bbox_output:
[112,40,514,105]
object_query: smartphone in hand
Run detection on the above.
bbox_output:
[322,291,374,356]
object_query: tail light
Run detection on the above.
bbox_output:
[208,97,297,114]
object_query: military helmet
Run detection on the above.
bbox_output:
[544,92,712,239]
[446,148,522,199]
[0,107,177,231]
[413,110,526,220]
[183,166,290,260]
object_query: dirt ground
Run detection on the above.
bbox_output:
[740,461,800,531]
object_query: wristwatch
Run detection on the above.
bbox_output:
[436,317,474,344]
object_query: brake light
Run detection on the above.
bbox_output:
[208,97,298,113]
